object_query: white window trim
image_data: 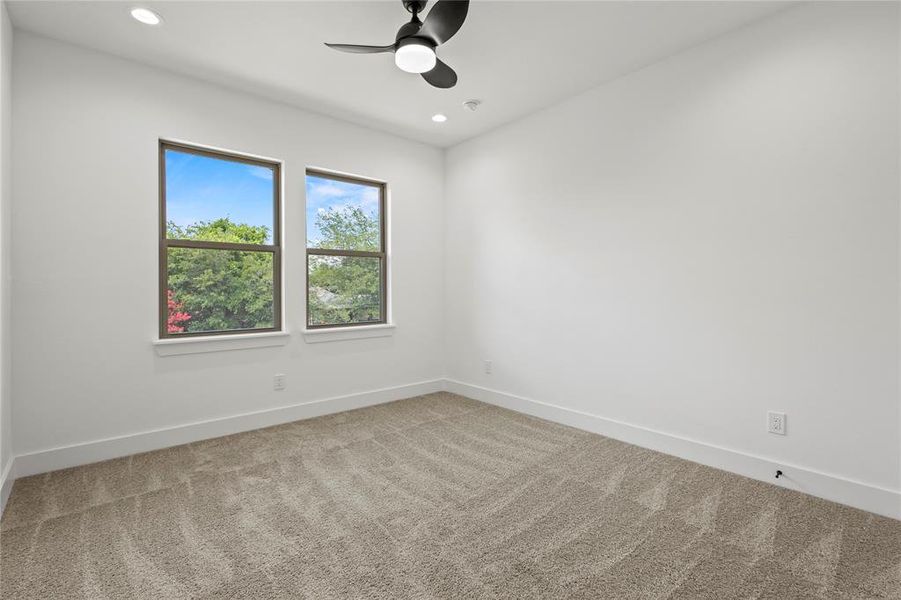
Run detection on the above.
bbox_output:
[302,323,395,344]
[153,330,290,356]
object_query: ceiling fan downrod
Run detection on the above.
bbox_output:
[402,1,428,16]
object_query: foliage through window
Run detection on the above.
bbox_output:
[160,142,281,337]
[306,171,386,328]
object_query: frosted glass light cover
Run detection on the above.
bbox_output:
[395,43,436,74]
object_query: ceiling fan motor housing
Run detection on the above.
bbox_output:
[396,36,436,52]
[396,20,424,42]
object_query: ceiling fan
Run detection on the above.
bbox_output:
[325,0,469,89]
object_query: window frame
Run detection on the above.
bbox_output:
[158,140,282,339]
[305,168,388,330]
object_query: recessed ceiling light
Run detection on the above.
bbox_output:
[432,114,447,123]
[130,7,162,26]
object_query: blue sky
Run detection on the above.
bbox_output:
[165,149,275,243]
[306,175,380,246]
[165,150,379,247]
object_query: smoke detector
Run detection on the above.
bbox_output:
[462,99,481,112]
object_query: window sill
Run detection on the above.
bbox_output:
[153,331,290,356]
[302,323,395,344]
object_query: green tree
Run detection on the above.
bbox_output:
[167,218,273,333]
[308,207,381,326]
[310,205,380,252]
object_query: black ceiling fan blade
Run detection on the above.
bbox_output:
[422,58,457,88]
[324,43,395,54]
[418,0,469,45]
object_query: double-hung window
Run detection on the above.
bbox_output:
[159,141,281,338]
[305,170,387,328]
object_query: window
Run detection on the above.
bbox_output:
[159,141,281,338]
[306,170,386,328]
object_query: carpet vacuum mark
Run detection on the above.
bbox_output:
[2,393,899,599]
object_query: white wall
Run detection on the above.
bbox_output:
[0,1,12,505]
[445,1,900,504]
[6,2,900,519]
[11,32,445,460]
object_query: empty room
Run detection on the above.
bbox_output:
[0,0,898,598]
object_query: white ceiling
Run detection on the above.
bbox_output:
[8,1,793,147]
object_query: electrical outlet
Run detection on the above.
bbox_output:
[483,360,492,375]
[767,411,786,435]
[273,374,287,391]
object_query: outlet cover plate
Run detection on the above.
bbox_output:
[274,374,287,391]
[767,411,786,435]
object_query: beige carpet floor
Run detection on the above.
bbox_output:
[1,392,899,599]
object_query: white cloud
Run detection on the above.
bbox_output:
[308,182,349,198]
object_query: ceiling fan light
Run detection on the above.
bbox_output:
[395,42,436,74]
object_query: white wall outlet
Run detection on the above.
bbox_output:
[273,374,287,391]
[767,411,786,435]
[483,360,492,375]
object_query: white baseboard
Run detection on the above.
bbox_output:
[5,377,898,522]
[12,379,444,480]
[0,458,13,514]
[444,379,901,521]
